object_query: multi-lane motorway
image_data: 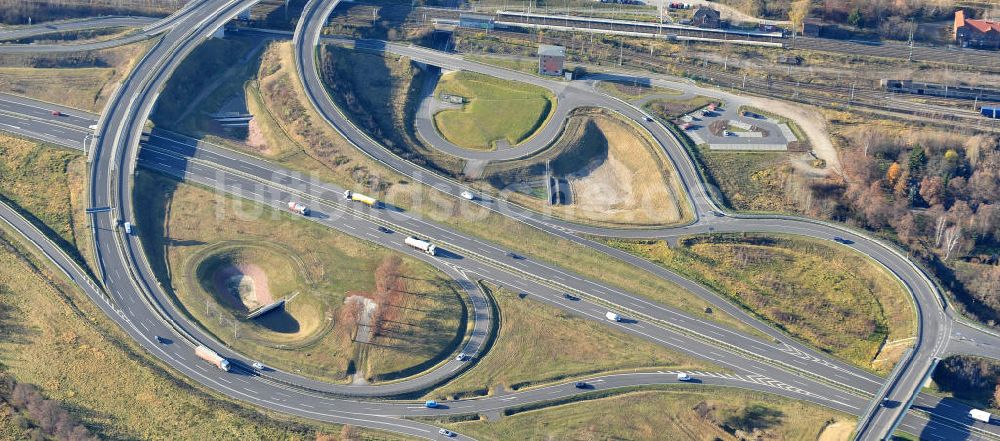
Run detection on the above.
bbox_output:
[1,2,1000,440]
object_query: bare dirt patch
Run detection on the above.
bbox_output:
[211,263,273,311]
[818,421,856,441]
[244,118,271,155]
[563,113,687,225]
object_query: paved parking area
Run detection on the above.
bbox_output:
[682,105,798,151]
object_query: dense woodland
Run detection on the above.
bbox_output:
[933,355,1000,408]
[807,127,1000,326]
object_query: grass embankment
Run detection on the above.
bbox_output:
[433,70,555,151]
[597,80,682,101]
[444,387,851,441]
[429,284,714,399]
[464,55,541,76]
[483,107,692,227]
[605,234,915,372]
[152,37,258,134]
[0,39,153,112]
[318,44,464,174]
[222,41,761,339]
[0,131,92,271]
[0,203,406,440]
[134,171,467,383]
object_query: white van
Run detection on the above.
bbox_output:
[123,222,133,235]
[605,311,621,322]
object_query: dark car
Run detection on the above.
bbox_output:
[51,110,63,117]
[507,252,524,260]
[377,226,392,233]
[563,293,579,301]
[574,381,589,389]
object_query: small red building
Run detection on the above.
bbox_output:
[955,10,1000,49]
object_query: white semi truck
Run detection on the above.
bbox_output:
[344,190,381,208]
[970,409,992,423]
[195,345,230,372]
[287,202,309,216]
[404,236,437,256]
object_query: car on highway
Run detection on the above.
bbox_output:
[377,225,392,233]
[677,372,692,381]
[123,221,133,235]
[50,110,62,117]
[438,428,456,437]
[455,352,467,361]
[460,190,474,200]
[563,293,579,301]
[154,335,165,343]
[574,381,588,389]
[252,361,264,370]
[723,130,732,136]
[643,116,653,122]
[832,236,854,244]
[712,211,725,217]
[425,400,439,408]
[507,252,524,260]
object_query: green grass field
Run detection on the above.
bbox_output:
[605,234,915,372]
[133,171,467,384]
[0,39,153,112]
[433,71,555,150]
[444,387,851,441]
[428,284,714,399]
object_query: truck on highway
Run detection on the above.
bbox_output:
[970,409,992,423]
[404,236,437,256]
[195,345,230,372]
[605,311,621,322]
[287,201,309,216]
[343,190,381,208]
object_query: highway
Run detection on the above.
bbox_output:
[0,0,996,438]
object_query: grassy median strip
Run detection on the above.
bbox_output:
[428,284,715,400]
[604,233,915,373]
[443,386,852,440]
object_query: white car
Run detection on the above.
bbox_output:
[677,372,692,381]
[438,428,456,437]
[252,361,264,370]
[455,352,467,361]
[460,191,474,200]
[123,221,133,235]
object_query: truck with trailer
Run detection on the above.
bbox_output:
[195,345,231,372]
[404,236,437,256]
[970,409,992,423]
[287,202,309,216]
[343,190,381,208]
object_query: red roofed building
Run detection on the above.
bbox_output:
[954,10,1000,49]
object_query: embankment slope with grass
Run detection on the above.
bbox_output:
[605,234,915,372]
[0,39,154,112]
